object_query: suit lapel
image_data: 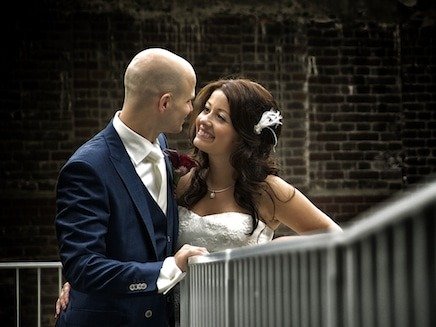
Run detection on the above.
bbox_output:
[158,134,177,255]
[103,122,158,257]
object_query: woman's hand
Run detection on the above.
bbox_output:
[174,244,209,272]
[54,282,71,318]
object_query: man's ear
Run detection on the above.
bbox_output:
[158,93,172,112]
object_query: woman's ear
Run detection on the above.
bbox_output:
[158,93,172,112]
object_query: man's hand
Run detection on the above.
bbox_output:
[174,244,209,272]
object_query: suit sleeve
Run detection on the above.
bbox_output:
[55,159,163,295]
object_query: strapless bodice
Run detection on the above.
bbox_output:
[177,206,274,252]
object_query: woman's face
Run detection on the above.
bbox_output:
[193,89,239,157]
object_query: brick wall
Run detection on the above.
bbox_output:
[1,1,435,325]
[1,0,435,258]
[401,11,436,184]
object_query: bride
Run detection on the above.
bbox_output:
[176,78,341,254]
[55,78,341,316]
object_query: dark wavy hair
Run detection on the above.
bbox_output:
[179,79,282,233]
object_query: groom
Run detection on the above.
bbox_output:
[55,48,207,326]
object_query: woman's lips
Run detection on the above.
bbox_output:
[197,128,214,140]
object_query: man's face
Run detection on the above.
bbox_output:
[165,75,196,133]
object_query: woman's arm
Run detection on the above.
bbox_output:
[262,175,342,234]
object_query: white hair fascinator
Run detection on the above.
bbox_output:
[253,108,283,150]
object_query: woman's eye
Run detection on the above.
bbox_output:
[218,115,226,121]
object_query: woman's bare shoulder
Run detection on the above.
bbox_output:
[263,175,296,203]
[256,175,296,229]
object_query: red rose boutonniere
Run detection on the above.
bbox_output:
[163,149,198,188]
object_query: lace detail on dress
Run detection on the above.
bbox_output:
[177,206,274,252]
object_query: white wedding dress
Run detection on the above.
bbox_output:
[177,205,274,253]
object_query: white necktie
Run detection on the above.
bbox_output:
[147,146,167,212]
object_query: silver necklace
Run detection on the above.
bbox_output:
[207,184,234,199]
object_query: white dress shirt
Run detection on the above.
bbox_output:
[112,111,183,294]
[113,111,167,213]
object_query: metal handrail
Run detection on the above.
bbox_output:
[181,180,436,326]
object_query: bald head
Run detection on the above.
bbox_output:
[123,48,195,107]
[119,48,196,141]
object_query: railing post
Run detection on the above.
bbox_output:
[180,277,189,327]
[58,267,63,296]
[412,211,429,327]
[16,268,20,327]
[326,245,337,327]
[376,231,390,327]
[37,267,41,327]
[224,256,230,327]
[393,222,408,327]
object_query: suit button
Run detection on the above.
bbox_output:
[140,283,147,289]
[167,236,171,243]
[145,309,153,318]
[129,284,135,291]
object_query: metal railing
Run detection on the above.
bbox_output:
[180,180,436,327]
[1,181,434,326]
[0,261,62,327]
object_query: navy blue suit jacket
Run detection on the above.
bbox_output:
[55,121,179,326]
